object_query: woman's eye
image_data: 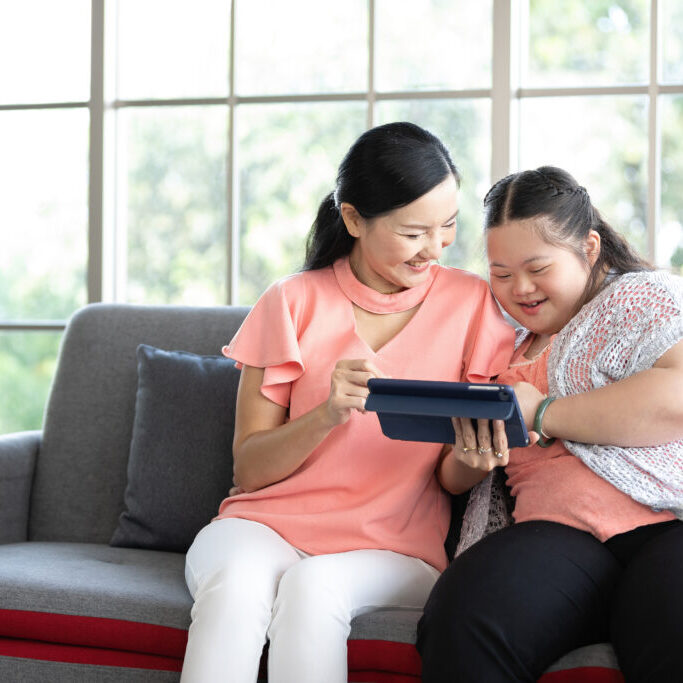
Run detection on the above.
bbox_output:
[402,234,421,239]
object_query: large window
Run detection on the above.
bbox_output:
[2,0,682,432]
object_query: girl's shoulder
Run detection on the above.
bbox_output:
[595,269,683,314]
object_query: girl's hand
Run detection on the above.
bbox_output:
[323,359,387,427]
[228,485,244,497]
[513,381,546,431]
[450,417,510,470]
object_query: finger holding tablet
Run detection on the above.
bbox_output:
[451,417,510,470]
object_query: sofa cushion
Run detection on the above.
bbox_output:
[110,345,239,553]
[0,543,620,682]
[0,543,190,657]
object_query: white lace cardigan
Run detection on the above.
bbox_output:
[457,270,683,556]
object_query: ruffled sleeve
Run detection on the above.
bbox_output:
[462,283,516,383]
[222,278,304,407]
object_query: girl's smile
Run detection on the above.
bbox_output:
[486,218,601,335]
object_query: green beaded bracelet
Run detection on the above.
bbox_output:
[533,397,556,448]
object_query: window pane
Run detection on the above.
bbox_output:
[0,331,61,433]
[525,0,649,86]
[236,103,367,304]
[0,1,90,104]
[235,0,367,95]
[375,0,492,92]
[0,110,88,320]
[661,0,683,84]
[660,95,683,275]
[116,0,230,100]
[117,107,228,305]
[519,96,648,257]
[375,100,491,275]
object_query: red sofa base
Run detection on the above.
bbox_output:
[0,609,624,683]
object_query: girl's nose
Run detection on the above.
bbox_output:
[512,274,535,296]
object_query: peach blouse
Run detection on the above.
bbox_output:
[217,257,515,570]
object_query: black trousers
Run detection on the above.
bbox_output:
[417,519,683,683]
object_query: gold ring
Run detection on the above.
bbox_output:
[462,446,476,453]
[478,446,492,455]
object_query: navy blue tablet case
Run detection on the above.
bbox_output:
[365,379,529,448]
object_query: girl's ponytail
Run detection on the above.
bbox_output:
[485,166,653,305]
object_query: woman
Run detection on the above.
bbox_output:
[179,122,515,683]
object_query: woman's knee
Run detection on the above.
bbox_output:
[273,556,349,621]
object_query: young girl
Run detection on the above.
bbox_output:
[418,166,683,683]
[179,122,515,683]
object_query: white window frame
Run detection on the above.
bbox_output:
[2,0,682,332]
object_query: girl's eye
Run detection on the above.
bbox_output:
[491,273,511,280]
[530,266,548,274]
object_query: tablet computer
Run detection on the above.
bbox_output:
[365,378,529,448]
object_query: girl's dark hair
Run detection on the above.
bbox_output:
[483,165,652,304]
[303,122,460,270]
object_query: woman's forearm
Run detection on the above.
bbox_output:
[543,366,683,447]
[437,447,490,495]
[234,402,336,493]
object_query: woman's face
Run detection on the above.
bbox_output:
[486,218,600,335]
[343,174,458,294]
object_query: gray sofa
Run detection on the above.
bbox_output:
[0,303,621,682]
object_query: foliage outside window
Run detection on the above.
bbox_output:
[1,0,682,433]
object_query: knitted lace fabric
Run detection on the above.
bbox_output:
[548,270,683,519]
[457,270,683,556]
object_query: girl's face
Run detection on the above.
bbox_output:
[342,174,458,294]
[486,218,600,335]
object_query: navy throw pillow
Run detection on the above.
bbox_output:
[110,344,239,552]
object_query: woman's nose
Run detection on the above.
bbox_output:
[420,233,443,260]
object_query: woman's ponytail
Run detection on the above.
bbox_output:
[303,192,354,271]
[302,122,460,271]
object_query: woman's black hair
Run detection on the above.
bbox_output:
[303,122,460,271]
[483,165,652,304]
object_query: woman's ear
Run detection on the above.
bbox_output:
[585,230,601,267]
[340,202,364,238]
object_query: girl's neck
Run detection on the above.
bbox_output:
[525,333,553,359]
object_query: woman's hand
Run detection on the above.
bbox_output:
[513,381,546,431]
[323,359,387,427]
[437,417,510,494]
[450,417,510,470]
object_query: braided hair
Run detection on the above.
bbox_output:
[483,166,652,305]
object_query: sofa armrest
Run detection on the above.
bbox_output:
[0,430,40,544]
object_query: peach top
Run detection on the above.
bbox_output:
[497,338,674,541]
[217,257,515,570]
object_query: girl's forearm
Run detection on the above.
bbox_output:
[234,403,336,492]
[543,367,683,447]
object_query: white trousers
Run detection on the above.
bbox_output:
[180,518,440,683]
